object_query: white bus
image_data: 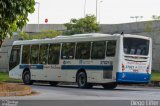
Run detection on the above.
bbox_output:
[9,33,152,89]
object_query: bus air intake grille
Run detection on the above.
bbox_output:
[103,70,112,79]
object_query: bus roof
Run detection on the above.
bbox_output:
[13,33,151,45]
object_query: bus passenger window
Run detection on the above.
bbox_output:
[22,45,30,64]
[30,45,39,64]
[130,48,136,54]
[39,44,48,64]
[123,38,149,55]
[61,43,75,59]
[91,41,105,59]
[106,41,116,57]
[48,44,60,64]
[76,42,91,59]
[124,48,128,54]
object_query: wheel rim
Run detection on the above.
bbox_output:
[79,75,86,87]
[24,73,30,83]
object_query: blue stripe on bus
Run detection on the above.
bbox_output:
[116,72,151,83]
[19,64,112,70]
[19,64,43,69]
[61,65,113,70]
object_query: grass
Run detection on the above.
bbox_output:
[151,71,160,81]
[0,72,22,83]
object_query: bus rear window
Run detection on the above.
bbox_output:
[123,38,149,55]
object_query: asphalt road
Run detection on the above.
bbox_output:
[0,83,160,100]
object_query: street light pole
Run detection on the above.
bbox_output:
[130,16,143,22]
[96,0,98,22]
[96,0,103,22]
[84,0,86,17]
[35,2,40,32]
[98,1,103,23]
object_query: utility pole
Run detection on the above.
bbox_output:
[84,0,87,17]
[35,2,40,32]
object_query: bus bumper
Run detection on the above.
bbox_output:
[116,72,151,84]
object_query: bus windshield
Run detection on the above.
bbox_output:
[123,38,149,56]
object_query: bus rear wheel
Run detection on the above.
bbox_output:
[77,72,93,89]
[22,71,33,85]
[102,82,117,89]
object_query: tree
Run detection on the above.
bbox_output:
[64,15,100,35]
[0,0,35,41]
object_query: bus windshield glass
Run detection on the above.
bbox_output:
[123,38,149,56]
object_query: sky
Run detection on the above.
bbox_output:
[28,0,160,24]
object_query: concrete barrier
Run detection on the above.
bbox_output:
[0,21,160,71]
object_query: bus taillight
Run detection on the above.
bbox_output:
[122,64,125,71]
[146,65,149,73]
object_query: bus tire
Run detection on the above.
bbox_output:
[77,71,93,89]
[22,71,33,85]
[102,82,117,89]
[49,81,58,86]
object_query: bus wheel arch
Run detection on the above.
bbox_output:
[76,69,86,81]
[76,69,93,89]
[22,68,33,85]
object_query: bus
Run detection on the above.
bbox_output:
[9,33,152,89]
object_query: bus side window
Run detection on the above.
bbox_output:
[30,45,39,64]
[48,44,60,64]
[61,43,75,59]
[22,45,30,64]
[106,41,116,57]
[91,41,105,59]
[9,45,21,70]
[39,44,48,64]
[76,42,91,59]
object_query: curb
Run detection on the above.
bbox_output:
[150,81,160,87]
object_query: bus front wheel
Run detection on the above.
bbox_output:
[22,71,33,85]
[102,82,117,89]
[77,72,93,89]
